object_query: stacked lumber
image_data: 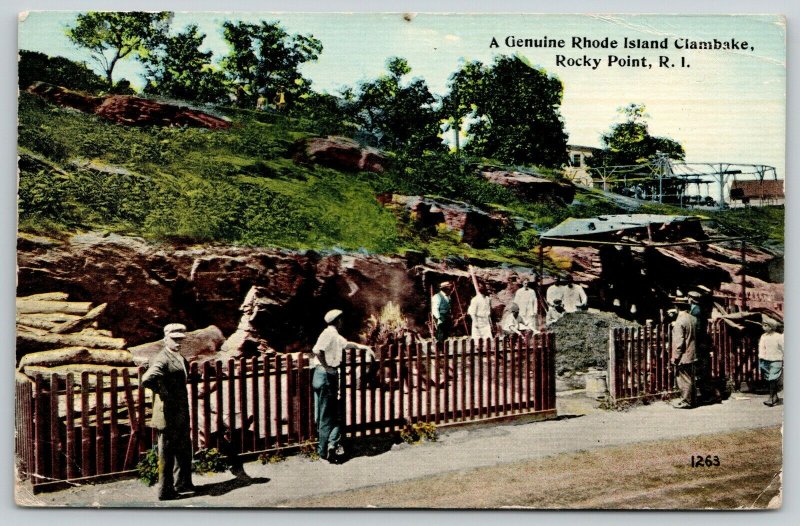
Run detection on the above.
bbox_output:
[16,292,135,381]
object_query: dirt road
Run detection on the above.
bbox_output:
[16,392,783,509]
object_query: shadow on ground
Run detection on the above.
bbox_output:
[194,470,271,497]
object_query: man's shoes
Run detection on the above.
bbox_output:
[672,401,693,409]
[326,445,345,463]
[158,490,180,501]
[175,484,196,494]
[764,399,781,407]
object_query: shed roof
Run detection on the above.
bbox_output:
[540,214,702,239]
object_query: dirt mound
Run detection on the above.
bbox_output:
[549,310,639,374]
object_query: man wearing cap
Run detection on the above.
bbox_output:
[431,281,454,343]
[142,323,194,500]
[312,309,372,462]
[671,299,698,409]
[758,317,784,407]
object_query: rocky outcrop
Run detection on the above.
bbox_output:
[129,325,226,367]
[297,136,386,173]
[16,232,540,355]
[26,82,231,129]
[385,195,509,248]
[481,168,576,204]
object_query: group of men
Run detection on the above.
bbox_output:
[141,275,782,500]
[431,273,588,343]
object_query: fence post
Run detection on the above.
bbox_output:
[608,328,618,403]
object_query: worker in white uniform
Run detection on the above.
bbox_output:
[467,281,493,343]
[513,278,539,332]
[561,274,588,313]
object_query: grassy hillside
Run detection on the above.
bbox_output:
[17,92,784,262]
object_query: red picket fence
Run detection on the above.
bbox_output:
[15,333,557,491]
[608,321,761,402]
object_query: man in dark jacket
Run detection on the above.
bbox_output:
[142,323,194,500]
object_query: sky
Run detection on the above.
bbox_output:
[18,12,786,184]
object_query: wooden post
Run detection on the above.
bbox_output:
[740,240,748,311]
[65,373,76,480]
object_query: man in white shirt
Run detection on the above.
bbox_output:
[467,282,493,342]
[758,317,784,407]
[513,277,539,332]
[561,274,588,313]
[311,309,372,462]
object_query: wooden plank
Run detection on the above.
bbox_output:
[441,342,449,424]
[227,359,236,451]
[109,370,119,473]
[406,340,415,422]
[369,349,377,433]
[215,361,224,451]
[80,372,91,476]
[201,362,211,450]
[460,338,467,422]
[34,375,46,481]
[389,344,397,429]
[251,356,260,452]
[469,339,476,419]
[95,372,105,475]
[65,373,76,479]
[18,292,70,302]
[189,362,199,451]
[121,369,140,470]
[240,357,249,453]
[359,348,367,435]
[16,299,92,315]
[414,343,423,426]
[273,355,282,448]
[262,357,271,451]
[377,345,386,434]
[397,346,404,426]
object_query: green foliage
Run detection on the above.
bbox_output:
[709,205,784,248]
[221,20,322,108]
[590,103,685,168]
[445,55,568,167]
[137,446,159,486]
[400,422,438,444]
[142,24,229,103]
[348,57,443,154]
[192,448,228,474]
[18,50,107,93]
[66,11,173,86]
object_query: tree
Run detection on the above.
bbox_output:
[18,50,106,93]
[141,25,228,103]
[220,20,322,108]
[66,12,173,87]
[349,57,443,153]
[444,55,568,168]
[591,103,685,167]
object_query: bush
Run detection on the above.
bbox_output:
[299,440,321,461]
[19,50,107,93]
[257,451,286,464]
[137,446,159,486]
[192,448,228,474]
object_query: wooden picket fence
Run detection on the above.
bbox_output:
[608,321,761,402]
[15,333,557,491]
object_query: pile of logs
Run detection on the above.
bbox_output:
[16,292,136,383]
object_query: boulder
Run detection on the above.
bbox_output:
[27,82,231,129]
[129,325,226,367]
[481,168,576,204]
[299,136,386,173]
[389,195,508,248]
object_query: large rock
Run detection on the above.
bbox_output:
[27,82,231,129]
[129,325,226,367]
[16,232,539,353]
[298,136,386,173]
[387,195,508,248]
[481,168,576,204]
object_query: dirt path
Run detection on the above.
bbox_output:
[282,426,782,509]
[16,392,783,508]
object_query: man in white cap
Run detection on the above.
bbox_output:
[431,281,454,343]
[142,323,194,500]
[312,309,372,462]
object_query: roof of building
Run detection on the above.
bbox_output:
[540,214,703,239]
[730,179,784,198]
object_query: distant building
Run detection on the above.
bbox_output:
[729,179,784,206]
[564,145,600,188]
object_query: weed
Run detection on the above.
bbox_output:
[137,446,159,486]
[192,448,228,474]
[257,451,287,465]
[399,421,439,444]
[299,440,321,461]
